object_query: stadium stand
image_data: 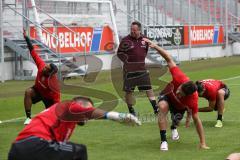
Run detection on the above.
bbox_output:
[1,0,240,80]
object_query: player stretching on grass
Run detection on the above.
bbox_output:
[23,31,60,125]
[143,38,209,151]
[8,96,141,160]
[196,79,230,127]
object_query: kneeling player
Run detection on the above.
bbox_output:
[196,79,230,127]
[23,31,60,125]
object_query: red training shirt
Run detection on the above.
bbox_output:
[15,101,95,142]
[31,49,60,102]
[162,66,198,114]
[199,79,225,101]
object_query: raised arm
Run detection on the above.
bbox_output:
[23,30,45,69]
[143,38,176,68]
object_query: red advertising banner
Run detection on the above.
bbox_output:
[30,26,114,54]
[184,25,224,46]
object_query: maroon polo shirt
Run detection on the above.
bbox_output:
[117,35,149,72]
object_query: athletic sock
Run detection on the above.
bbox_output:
[25,109,31,118]
[217,114,222,121]
[127,105,135,115]
[160,130,167,142]
[170,125,177,130]
[149,100,158,112]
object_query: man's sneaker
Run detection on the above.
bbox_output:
[24,118,31,125]
[171,129,179,140]
[160,141,168,151]
[154,108,159,115]
[215,120,223,128]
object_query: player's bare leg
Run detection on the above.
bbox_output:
[215,89,225,128]
[23,88,36,125]
[125,91,136,116]
[146,89,158,114]
[170,113,181,141]
[158,100,169,151]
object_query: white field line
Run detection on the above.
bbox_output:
[1,75,240,124]
[0,117,25,123]
[2,110,240,124]
[0,100,123,124]
[221,75,240,81]
[228,84,240,86]
[2,116,240,125]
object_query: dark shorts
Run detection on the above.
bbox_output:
[214,85,230,110]
[223,86,230,100]
[31,86,55,108]
[8,136,87,160]
[123,71,152,92]
[158,94,185,125]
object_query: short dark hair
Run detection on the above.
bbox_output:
[72,96,94,106]
[195,81,204,93]
[131,21,142,30]
[49,63,58,74]
[181,81,197,96]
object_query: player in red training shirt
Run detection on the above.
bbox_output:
[143,38,209,151]
[196,79,230,128]
[23,31,60,125]
[8,96,141,160]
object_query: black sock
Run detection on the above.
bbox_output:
[170,125,176,130]
[127,105,135,114]
[25,109,31,118]
[149,100,158,111]
[217,114,222,121]
[160,130,167,142]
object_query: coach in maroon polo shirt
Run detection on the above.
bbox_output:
[117,21,158,116]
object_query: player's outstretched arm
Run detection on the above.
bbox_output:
[91,108,142,126]
[198,100,216,112]
[23,30,34,52]
[143,38,176,68]
[23,30,45,69]
[192,113,210,149]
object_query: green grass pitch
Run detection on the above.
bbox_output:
[1,56,240,160]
